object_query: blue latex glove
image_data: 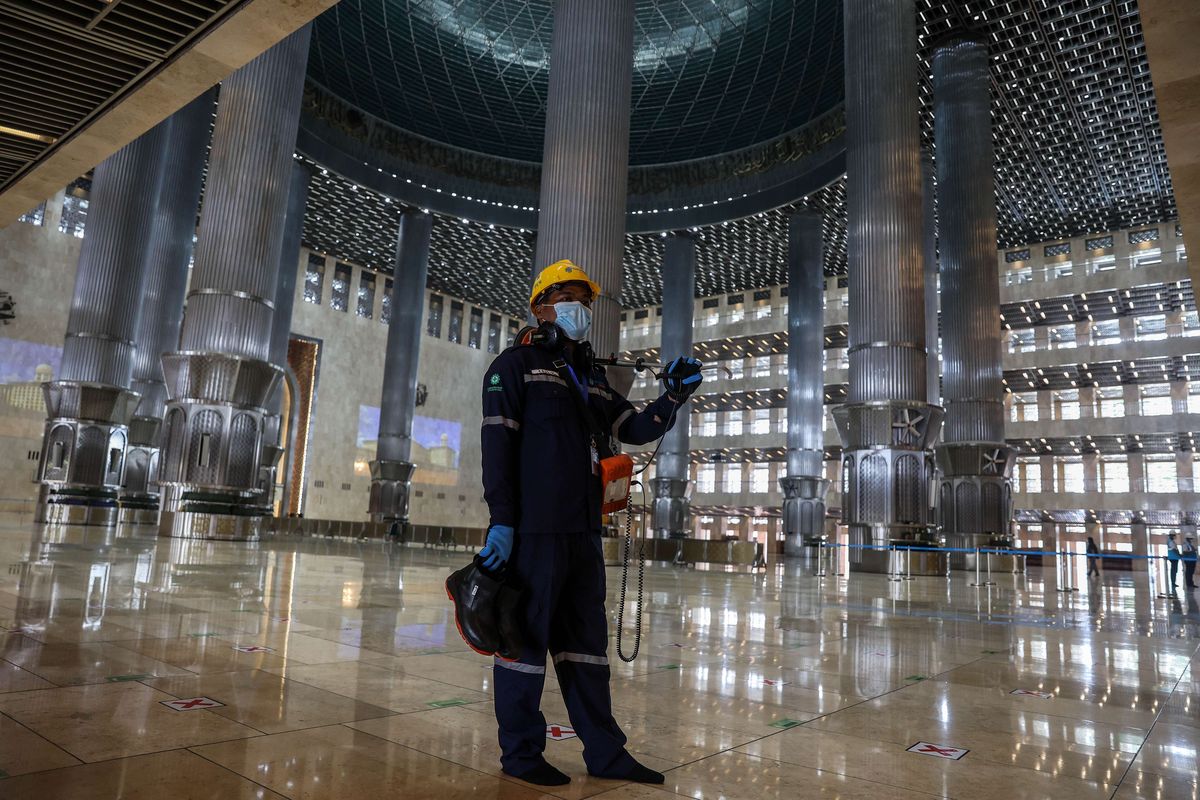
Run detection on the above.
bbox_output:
[479,525,514,571]
[663,356,703,402]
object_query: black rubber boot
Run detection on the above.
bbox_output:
[495,579,527,661]
[445,559,504,656]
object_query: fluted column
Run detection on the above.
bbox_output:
[931,36,1014,556]
[652,232,695,539]
[781,212,830,556]
[832,0,944,572]
[122,89,217,513]
[258,160,312,514]
[37,115,170,524]
[532,0,635,371]
[158,25,311,539]
[922,151,940,407]
[370,211,433,526]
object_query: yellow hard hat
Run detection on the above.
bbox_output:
[530,259,602,311]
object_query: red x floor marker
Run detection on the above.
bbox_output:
[161,696,224,712]
[907,741,968,760]
[546,724,577,741]
[1009,688,1054,700]
[232,645,273,653]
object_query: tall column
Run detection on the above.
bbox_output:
[922,151,940,407]
[1177,450,1194,493]
[1128,452,1146,493]
[1171,379,1189,415]
[1082,452,1100,492]
[158,26,311,539]
[832,0,944,572]
[532,0,635,369]
[652,232,696,539]
[781,212,830,556]
[257,160,312,516]
[931,36,1014,560]
[121,89,217,521]
[369,211,433,528]
[1079,386,1096,418]
[37,119,169,525]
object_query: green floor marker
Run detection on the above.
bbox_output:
[0,769,9,778]
[187,632,219,638]
[769,718,803,729]
[106,674,151,682]
[981,649,1008,655]
[428,698,468,708]
[905,675,927,681]
[657,663,681,670]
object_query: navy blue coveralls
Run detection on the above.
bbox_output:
[481,342,678,775]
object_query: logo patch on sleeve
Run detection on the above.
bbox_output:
[488,373,504,392]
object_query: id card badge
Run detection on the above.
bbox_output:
[590,441,600,475]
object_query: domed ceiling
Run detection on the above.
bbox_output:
[307,0,843,165]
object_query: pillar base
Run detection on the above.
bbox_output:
[780,475,829,556]
[850,543,948,576]
[38,382,140,500]
[253,417,284,515]
[934,443,1015,562]
[158,353,282,513]
[369,460,416,523]
[117,501,160,527]
[159,509,262,540]
[123,416,162,499]
[944,531,1024,572]
[34,485,120,527]
[650,477,691,539]
[157,483,265,539]
[833,401,944,568]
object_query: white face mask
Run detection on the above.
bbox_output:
[553,301,592,341]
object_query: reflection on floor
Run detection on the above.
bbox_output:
[0,513,1196,799]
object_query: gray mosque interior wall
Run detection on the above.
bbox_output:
[0,201,513,528]
[0,191,80,513]
[287,246,517,528]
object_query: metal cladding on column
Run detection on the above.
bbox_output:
[832,0,945,573]
[931,36,1015,548]
[258,160,312,514]
[37,118,169,525]
[370,211,433,526]
[652,232,695,539]
[532,0,635,367]
[269,161,311,406]
[921,150,941,407]
[158,25,312,540]
[123,89,217,512]
[781,212,830,555]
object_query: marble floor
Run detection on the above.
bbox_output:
[0,514,1197,799]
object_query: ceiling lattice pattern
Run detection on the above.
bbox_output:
[302,156,847,315]
[307,0,843,165]
[916,0,1175,247]
[301,0,1177,312]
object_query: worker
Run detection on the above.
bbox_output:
[477,259,702,787]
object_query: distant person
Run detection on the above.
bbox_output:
[1183,535,1198,590]
[1085,536,1100,578]
[1166,533,1180,591]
